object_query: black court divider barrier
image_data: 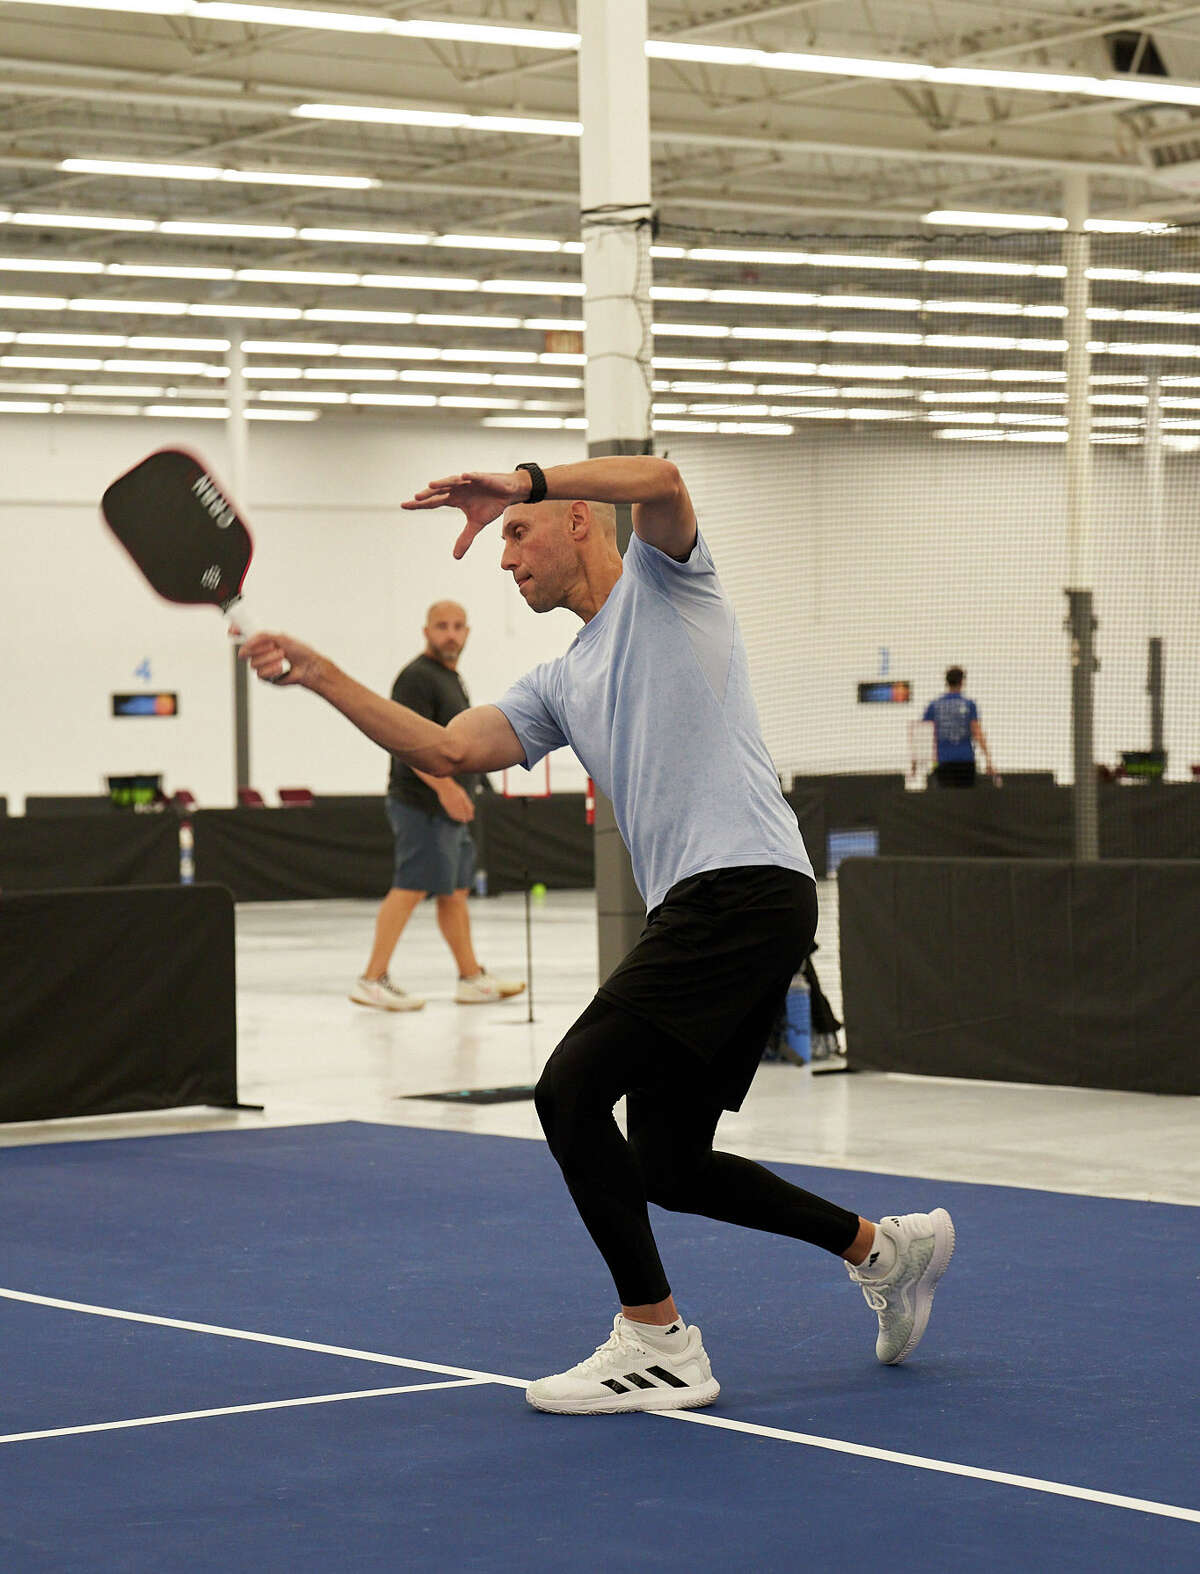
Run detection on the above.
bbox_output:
[839,857,1200,1095]
[0,811,180,893]
[472,793,593,895]
[24,795,116,816]
[191,804,394,901]
[0,884,241,1122]
[878,783,1200,860]
[191,795,596,901]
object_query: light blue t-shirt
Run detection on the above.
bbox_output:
[923,692,979,764]
[494,529,813,912]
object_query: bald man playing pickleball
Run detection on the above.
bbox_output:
[240,455,955,1414]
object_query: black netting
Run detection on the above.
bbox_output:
[647,222,1200,859]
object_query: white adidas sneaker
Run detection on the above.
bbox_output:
[846,1208,956,1365]
[455,969,526,1004]
[348,974,426,1012]
[526,1314,720,1415]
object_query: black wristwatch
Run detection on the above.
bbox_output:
[516,461,547,503]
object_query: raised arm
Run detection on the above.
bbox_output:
[239,631,525,775]
[403,455,697,560]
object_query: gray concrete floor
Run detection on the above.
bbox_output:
[3,885,1196,1209]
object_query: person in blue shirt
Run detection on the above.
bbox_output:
[923,666,998,788]
[239,456,954,1416]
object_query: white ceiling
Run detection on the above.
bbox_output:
[3,0,1200,433]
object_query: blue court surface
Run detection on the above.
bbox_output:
[1,1121,1196,1572]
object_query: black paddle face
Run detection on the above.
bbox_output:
[101,448,252,609]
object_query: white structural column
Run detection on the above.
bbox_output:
[577,0,655,976]
[1062,173,1098,859]
[578,0,654,453]
[227,335,252,794]
[1063,172,1092,589]
[1145,366,1165,755]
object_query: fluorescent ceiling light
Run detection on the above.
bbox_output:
[0,258,101,274]
[438,396,522,409]
[479,279,586,297]
[143,404,318,420]
[69,383,166,396]
[259,390,349,403]
[647,40,1200,110]
[360,274,478,292]
[162,221,297,238]
[303,365,397,380]
[10,211,156,232]
[294,104,580,137]
[237,268,359,286]
[60,158,376,190]
[298,227,432,246]
[188,304,303,319]
[418,315,524,330]
[304,310,417,325]
[1,356,101,370]
[0,0,579,49]
[435,234,563,253]
[108,263,235,281]
[654,324,731,338]
[396,369,486,385]
[348,392,437,406]
[0,295,67,310]
[494,373,581,387]
[925,210,1172,233]
[442,348,538,364]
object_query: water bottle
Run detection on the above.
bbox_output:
[783,973,811,1064]
[474,867,488,898]
[179,819,195,886]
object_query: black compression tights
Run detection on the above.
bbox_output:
[533,998,862,1307]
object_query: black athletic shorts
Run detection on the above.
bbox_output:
[596,866,818,1111]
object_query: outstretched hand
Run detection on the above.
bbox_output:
[401,470,531,558]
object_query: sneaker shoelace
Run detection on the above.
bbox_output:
[576,1328,628,1372]
[858,1283,891,1313]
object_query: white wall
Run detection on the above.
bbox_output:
[3,415,1198,812]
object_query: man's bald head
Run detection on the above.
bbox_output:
[423,599,469,668]
[426,598,466,626]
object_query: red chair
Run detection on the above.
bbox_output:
[278,787,314,808]
[237,787,266,808]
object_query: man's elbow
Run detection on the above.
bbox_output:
[650,458,684,500]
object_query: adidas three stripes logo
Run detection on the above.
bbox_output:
[601,1366,690,1395]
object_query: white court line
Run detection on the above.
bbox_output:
[0,1286,528,1388]
[0,1380,486,1446]
[658,1410,1200,1527]
[4,1287,1198,1527]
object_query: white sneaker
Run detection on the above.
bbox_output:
[455,969,526,1004]
[526,1314,720,1415]
[847,1208,956,1365]
[348,974,426,1012]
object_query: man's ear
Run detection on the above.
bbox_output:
[569,500,589,536]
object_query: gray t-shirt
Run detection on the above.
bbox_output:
[494,529,812,911]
